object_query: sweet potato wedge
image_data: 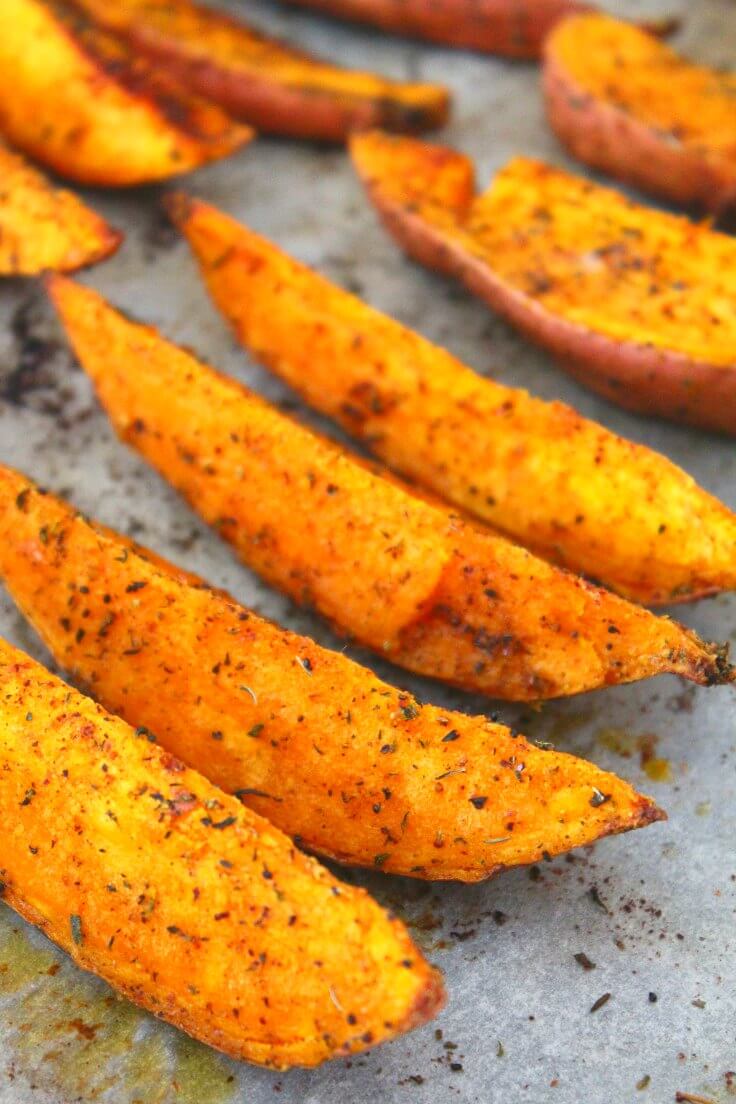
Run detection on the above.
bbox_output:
[0,635,443,1067]
[0,466,666,881]
[543,14,736,211]
[46,274,733,701]
[0,0,251,186]
[351,131,736,437]
[0,142,122,274]
[283,0,675,60]
[169,189,736,606]
[67,0,449,141]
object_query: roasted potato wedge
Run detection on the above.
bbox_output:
[0,635,443,1067]
[0,0,251,186]
[68,0,449,141]
[284,0,675,60]
[0,466,666,881]
[0,142,121,274]
[46,274,733,701]
[543,14,736,211]
[169,188,736,606]
[350,137,736,437]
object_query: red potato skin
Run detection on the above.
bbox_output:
[382,201,736,434]
[69,0,449,142]
[286,0,676,58]
[114,37,444,141]
[46,271,735,689]
[288,0,592,57]
[543,35,736,212]
[523,312,736,437]
[352,136,736,438]
[0,468,667,882]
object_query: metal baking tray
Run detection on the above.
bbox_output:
[1,2,734,1101]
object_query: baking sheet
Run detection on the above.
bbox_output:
[1,1,735,1100]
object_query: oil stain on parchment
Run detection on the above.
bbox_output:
[596,727,673,783]
[0,906,238,1104]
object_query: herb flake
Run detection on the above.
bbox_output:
[70,914,84,946]
[590,992,611,1013]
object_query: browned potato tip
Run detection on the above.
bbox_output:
[45,273,734,699]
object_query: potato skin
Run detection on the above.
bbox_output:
[0,0,251,186]
[284,0,676,57]
[543,14,736,212]
[350,134,736,439]
[69,0,449,141]
[0,636,443,1067]
[496,294,736,436]
[0,466,666,881]
[46,273,733,698]
[285,0,592,58]
[0,142,121,274]
[170,186,736,607]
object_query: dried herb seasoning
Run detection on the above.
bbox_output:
[588,885,609,913]
[590,992,611,1013]
[69,914,84,946]
[201,815,237,830]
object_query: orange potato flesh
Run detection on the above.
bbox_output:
[45,274,734,701]
[0,635,443,1067]
[283,0,675,60]
[0,0,251,186]
[169,187,736,606]
[0,468,666,881]
[0,142,122,274]
[354,132,736,438]
[543,14,736,211]
[68,0,449,141]
[465,158,736,369]
[351,133,736,438]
